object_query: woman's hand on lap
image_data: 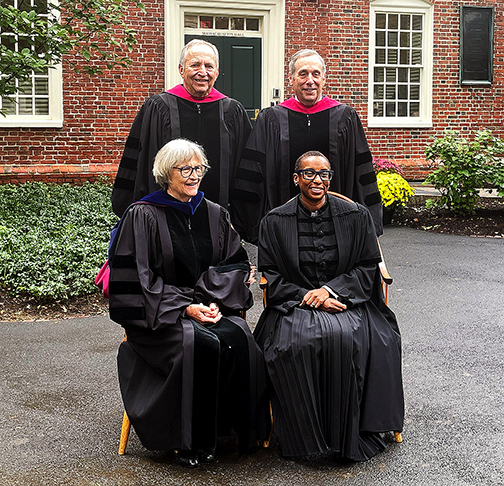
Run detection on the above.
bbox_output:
[186,303,222,324]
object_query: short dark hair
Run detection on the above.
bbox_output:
[294,151,330,171]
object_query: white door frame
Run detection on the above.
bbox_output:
[165,0,286,108]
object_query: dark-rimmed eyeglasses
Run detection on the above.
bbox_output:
[296,169,334,181]
[173,165,210,178]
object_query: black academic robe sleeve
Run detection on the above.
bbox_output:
[112,96,171,217]
[231,108,280,243]
[332,108,383,236]
[323,204,382,306]
[108,204,192,330]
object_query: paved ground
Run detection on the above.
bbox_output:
[1,227,503,485]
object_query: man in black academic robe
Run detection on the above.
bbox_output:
[112,39,251,217]
[231,49,382,243]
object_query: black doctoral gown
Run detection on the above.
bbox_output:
[112,86,252,216]
[254,194,404,461]
[109,196,268,453]
[231,98,383,243]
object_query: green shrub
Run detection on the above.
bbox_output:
[0,181,118,300]
[424,130,504,215]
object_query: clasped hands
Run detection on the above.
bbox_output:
[301,288,347,313]
[185,302,222,324]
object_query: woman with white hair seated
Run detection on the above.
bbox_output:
[109,138,268,468]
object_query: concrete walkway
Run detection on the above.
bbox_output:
[1,227,503,485]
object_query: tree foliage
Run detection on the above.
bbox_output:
[0,0,145,111]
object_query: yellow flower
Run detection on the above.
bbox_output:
[376,172,415,208]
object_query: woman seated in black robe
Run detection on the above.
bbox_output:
[109,139,268,468]
[254,150,404,462]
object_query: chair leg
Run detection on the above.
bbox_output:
[261,402,274,448]
[394,431,403,443]
[118,411,131,455]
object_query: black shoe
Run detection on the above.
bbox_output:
[198,448,216,463]
[172,450,199,468]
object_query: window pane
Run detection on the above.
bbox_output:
[398,85,408,99]
[1,34,16,49]
[374,67,384,82]
[215,16,228,29]
[35,0,47,14]
[246,18,259,31]
[410,85,420,100]
[18,0,31,12]
[374,84,384,99]
[231,17,244,30]
[387,49,397,64]
[200,16,213,29]
[18,97,33,115]
[398,68,408,82]
[410,102,420,117]
[412,15,422,30]
[34,77,48,95]
[388,14,398,30]
[386,68,396,82]
[376,14,386,29]
[184,14,198,28]
[388,31,398,47]
[374,101,384,117]
[412,32,422,48]
[19,78,33,94]
[400,50,410,65]
[400,14,410,30]
[411,49,422,65]
[1,97,16,115]
[386,102,396,117]
[35,97,49,115]
[400,32,410,47]
[410,68,420,82]
[386,85,396,100]
[18,36,32,51]
[376,31,386,47]
[398,102,408,116]
[376,49,386,64]
[1,0,16,7]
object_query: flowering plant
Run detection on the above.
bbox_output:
[373,158,414,208]
[373,157,404,176]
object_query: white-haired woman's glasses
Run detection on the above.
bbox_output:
[173,165,210,178]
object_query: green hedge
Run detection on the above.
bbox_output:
[0,181,118,300]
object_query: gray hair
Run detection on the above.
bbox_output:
[179,39,219,68]
[289,49,326,76]
[153,139,208,190]
[294,150,330,171]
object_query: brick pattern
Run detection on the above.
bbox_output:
[1,0,503,183]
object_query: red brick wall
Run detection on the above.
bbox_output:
[285,0,504,180]
[0,0,164,184]
[1,0,503,183]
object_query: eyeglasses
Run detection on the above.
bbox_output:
[173,165,210,178]
[296,169,334,181]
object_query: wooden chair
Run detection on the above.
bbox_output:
[259,192,402,443]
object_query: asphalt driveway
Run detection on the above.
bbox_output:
[1,226,503,485]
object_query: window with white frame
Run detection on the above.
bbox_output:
[0,0,63,127]
[368,0,433,128]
